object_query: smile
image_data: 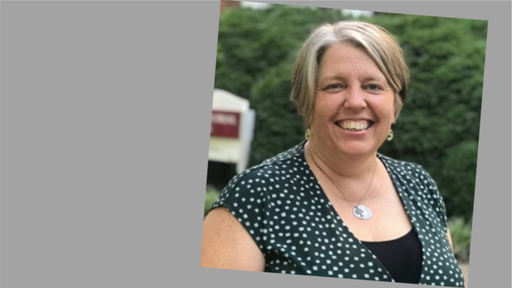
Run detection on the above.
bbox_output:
[335,120,374,132]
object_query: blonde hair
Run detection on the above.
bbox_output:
[290,21,409,127]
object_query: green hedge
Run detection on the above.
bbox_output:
[204,186,221,217]
[448,217,473,263]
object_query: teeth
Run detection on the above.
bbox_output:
[339,121,370,131]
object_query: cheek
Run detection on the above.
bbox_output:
[314,95,339,116]
[380,97,396,122]
[310,99,337,131]
[311,96,328,122]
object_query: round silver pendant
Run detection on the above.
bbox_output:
[353,204,372,220]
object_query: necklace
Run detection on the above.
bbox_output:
[309,151,378,220]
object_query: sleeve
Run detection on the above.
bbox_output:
[209,168,268,253]
[421,166,449,232]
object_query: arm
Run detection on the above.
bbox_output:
[200,207,265,271]
[447,227,454,251]
[447,228,467,288]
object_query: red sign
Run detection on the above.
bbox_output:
[211,110,240,138]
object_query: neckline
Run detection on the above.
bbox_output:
[297,140,425,282]
[361,227,415,245]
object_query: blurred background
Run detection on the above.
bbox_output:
[206,1,486,277]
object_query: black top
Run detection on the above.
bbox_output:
[362,228,423,284]
[211,141,465,286]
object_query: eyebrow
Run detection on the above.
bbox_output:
[362,76,386,83]
[319,75,386,83]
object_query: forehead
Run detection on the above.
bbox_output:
[318,43,385,81]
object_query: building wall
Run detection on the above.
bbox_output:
[220,0,240,13]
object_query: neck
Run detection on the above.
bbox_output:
[305,140,378,179]
[304,139,381,203]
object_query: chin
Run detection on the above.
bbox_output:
[336,145,376,158]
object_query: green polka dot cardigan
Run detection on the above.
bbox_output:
[211,141,465,286]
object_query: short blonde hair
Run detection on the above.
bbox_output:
[290,21,409,127]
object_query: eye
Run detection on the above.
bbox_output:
[364,84,383,92]
[323,83,345,92]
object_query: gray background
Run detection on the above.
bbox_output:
[1,1,509,288]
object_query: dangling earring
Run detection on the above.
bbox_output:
[305,128,311,140]
[386,129,394,141]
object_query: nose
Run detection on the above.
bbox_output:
[343,86,367,110]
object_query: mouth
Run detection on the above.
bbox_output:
[335,120,374,132]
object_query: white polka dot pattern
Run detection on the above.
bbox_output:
[211,141,465,286]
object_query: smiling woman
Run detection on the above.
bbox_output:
[309,42,396,160]
[201,21,466,287]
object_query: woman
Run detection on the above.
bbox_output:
[200,21,465,287]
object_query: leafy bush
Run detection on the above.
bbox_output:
[440,141,478,220]
[448,217,473,263]
[204,186,221,217]
[249,60,305,164]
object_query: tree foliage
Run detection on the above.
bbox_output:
[212,5,486,222]
[215,6,343,99]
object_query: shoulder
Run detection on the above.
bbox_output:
[378,154,438,188]
[226,142,306,187]
[379,153,448,227]
[378,154,427,176]
[211,141,308,212]
[379,153,439,190]
[209,142,308,252]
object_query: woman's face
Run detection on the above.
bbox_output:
[310,42,395,159]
